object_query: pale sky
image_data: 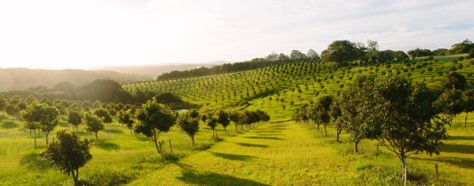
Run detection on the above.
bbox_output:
[0,0,473,69]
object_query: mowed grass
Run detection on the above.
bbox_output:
[128,113,474,185]
[0,111,473,185]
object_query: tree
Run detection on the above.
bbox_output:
[42,130,92,186]
[217,110,230,134]
[442,72,467,90]
[188,109,199,119]
[290,50,307,60]
[306,49,320,61]
[340,75,380,153]
[39,105,59,145]
[311,95,333,136]
[68,111,82,132]
[84,113,104,140]
[177,114,199,146]
[22,102,59,146]
[330,99,343,142]
[0,97,6,115]
[207,116,218,137]
[372,76,448,186]
[135,99,176,155]
[94,107,112,123]
[463,90,474,127]
[435,89,465,126]
[321,40,360,65]
[118,110,135,134]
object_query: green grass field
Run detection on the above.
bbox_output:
[1,55,474,185]
[1,111,473,185]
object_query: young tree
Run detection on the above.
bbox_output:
[373,76,448,186]
[39,105,59,145]
[340,75,380,153]
[68,111,82,132]
[84,113,104,140]
[330,100,343,142]
[118,110,135,134]
[463,90,474,127]
[134,99,176,155]
[435,89,464,126]
[207,116,218,137]
[442,72,467,90]
[312,95,333,136]
[0,97,6,115]
[42,130,93,186]
[217,110,230,134]
[94,107,112,123]
[177,114,199,146]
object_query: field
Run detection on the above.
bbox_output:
[1,55,474,185]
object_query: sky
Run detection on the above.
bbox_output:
[0,0,473,69]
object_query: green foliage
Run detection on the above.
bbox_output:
[322,40,361,65]
[68,111,82,130]
[118,110,135,134]
[177,114,200,146]
[84,112,104,139]
[93,107,112,123]
[435,89,465,124]
[42,130,93,185]
[217,110,230,134]
[135,99,176,154]
[442,72,467,90]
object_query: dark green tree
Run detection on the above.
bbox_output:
[463,90,474,127]
[435,89,464,126]
[217,110,230,134]
[42,130,93,186]
[373,76,448,186]
[68,111,82,132]
[442,72,467,90]
[321,40,360,65]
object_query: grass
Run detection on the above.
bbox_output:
[1,54,474,185]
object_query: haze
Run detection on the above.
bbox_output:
[0,0,473,69]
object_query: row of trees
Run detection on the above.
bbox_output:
[14,97,270,185]
[294,72,474,185]
[408,39,474,57]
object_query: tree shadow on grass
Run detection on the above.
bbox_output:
[20,152,50,171]
[177,169,269,186]
[1,121,18,129]
[243,136,284,140]
[255,130,282,134]
[413,156,474,169]
[104,129,123,134]
[235,142,269,148]
[448,135,474,141]
[94,140,120,151]
[440,144,474,154]
[211,152,255,161]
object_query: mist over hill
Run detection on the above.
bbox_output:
[0,68,153,92]
[96,61,226,79]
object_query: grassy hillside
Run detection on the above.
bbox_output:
[1,55,473,185]
[124,55,474,119]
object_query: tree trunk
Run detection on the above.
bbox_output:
[95,132,98,140]
[402,156,407,186]
[45,132,49,145]
[192,136,195,146]
[465,112,469,127]
[152,130,161,154]
[73,169,79,186]
[354,140,359,153]
[324,125,327,136]
[34,129,37,149]
[224,127,227,135]
[336,128,342,142]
